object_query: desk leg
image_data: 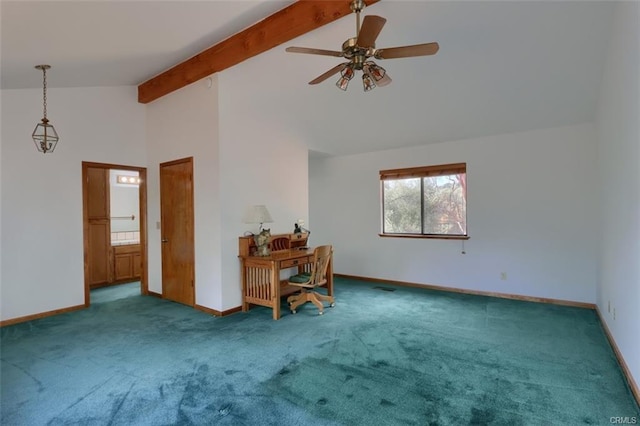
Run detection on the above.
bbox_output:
[241,261,249,312]
[272,266,281,320]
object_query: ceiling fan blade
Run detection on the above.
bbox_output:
[309,63,348,85]
[375,42,439,59]
[356,15,386,47]
[286,46,344,57]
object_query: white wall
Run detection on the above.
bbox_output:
[0,79,3,310]
[0,63,310,320]
[310,123,598,303]
[0,86,146,320]
[144,64,309,313]
[217,53,309,311]
[595,1,640,389]
[145,76,220,309]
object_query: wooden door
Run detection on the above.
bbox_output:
[84,166,111,288]
[160,157,195,306]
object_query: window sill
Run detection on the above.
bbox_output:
[379,233,470,241]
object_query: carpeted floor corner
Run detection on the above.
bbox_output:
[1,278,638,425]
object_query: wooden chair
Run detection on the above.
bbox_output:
[287,245,335,315]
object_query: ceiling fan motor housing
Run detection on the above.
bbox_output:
[342,38,370,69]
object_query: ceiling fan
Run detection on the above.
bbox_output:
[286,0,439,92]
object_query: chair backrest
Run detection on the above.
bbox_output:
[308,245,332,287]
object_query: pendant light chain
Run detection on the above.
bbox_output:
[42,66,48,121]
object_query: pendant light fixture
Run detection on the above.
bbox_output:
[32,65,59,153]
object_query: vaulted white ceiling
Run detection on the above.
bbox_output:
[1,1,615,156]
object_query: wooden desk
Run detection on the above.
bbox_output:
[238,234,333,320]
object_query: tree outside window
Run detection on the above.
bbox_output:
[380,163,468,239]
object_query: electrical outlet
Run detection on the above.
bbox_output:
[500,272,507,280]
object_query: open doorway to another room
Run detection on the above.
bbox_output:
[82,162,147,306]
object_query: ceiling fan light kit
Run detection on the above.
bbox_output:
[336,65,355,91]
[362,70,376,92]
[286,0,439,92]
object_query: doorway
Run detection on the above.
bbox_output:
[82,161,147,306]
[160,157,195,306]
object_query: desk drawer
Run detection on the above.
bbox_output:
[281,256,311,269]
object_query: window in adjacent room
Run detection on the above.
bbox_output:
[380,163,468,239]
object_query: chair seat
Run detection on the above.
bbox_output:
[288,272,311,284]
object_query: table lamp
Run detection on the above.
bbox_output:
[243,205,273,233]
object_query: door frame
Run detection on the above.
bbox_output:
[82,161,148,306]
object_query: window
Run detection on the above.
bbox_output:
[380,163,468,239]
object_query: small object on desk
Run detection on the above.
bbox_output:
[253,228,271,256]
[296,224,310,247]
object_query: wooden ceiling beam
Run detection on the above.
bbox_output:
[137,0,380,104]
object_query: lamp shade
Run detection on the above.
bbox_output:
[243,205,273,227]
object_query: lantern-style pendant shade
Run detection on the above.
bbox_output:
[32,118,59,153]
[32,64,59,154]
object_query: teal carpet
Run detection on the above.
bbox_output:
[1,278,638,425]
[90,282,141,305]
